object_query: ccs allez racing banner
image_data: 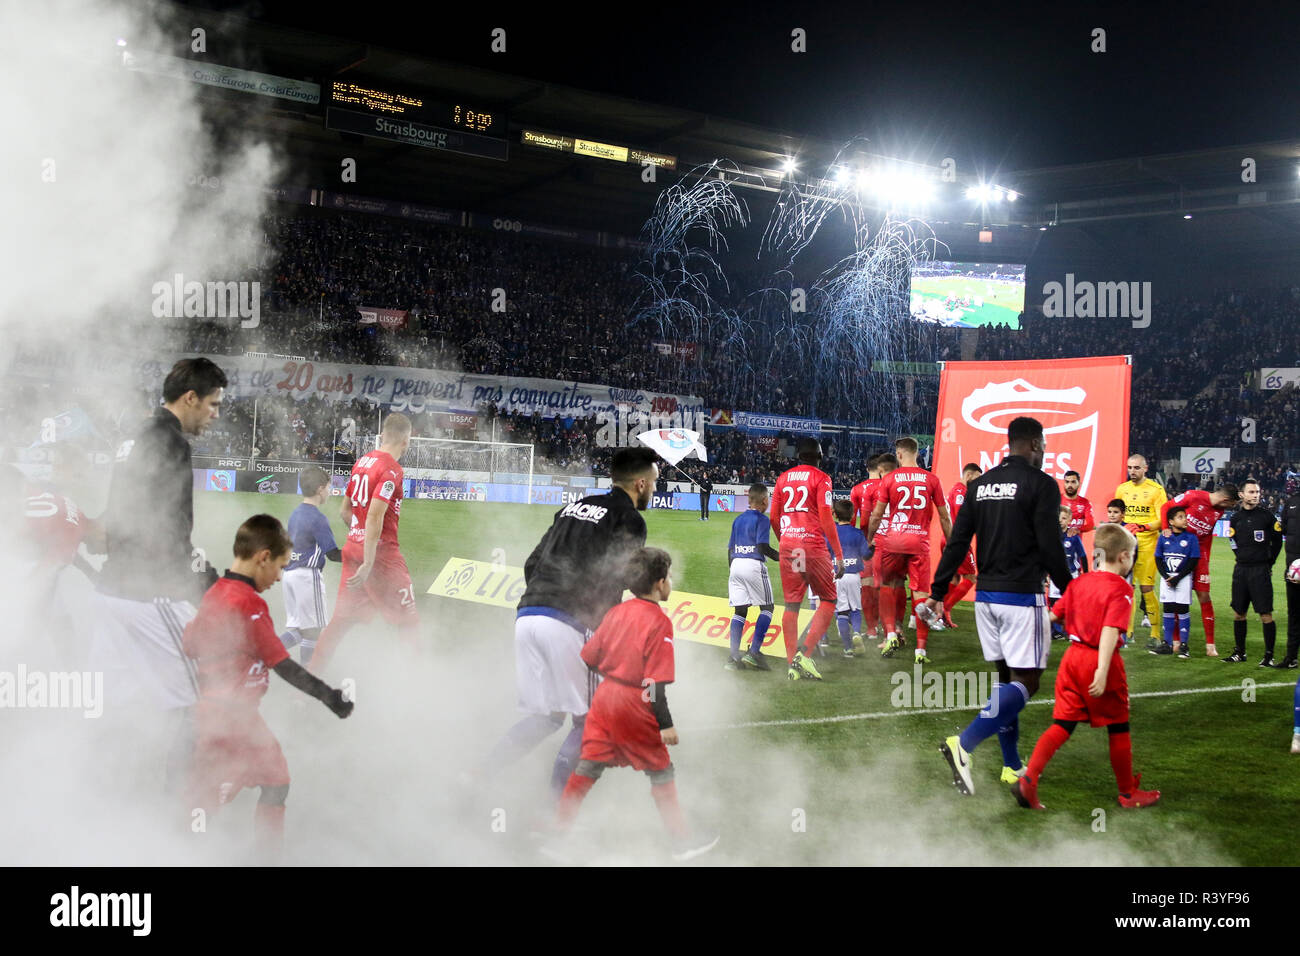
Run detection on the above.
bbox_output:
[930,356,1132,595]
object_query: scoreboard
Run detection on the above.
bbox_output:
[326,79,508,161]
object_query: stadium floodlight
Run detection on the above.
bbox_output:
[781,157,798,174]
[855,168,873,192]
[1006,190,1019,202]
[830,166,849,186]
[116,37,127,46]
[992,188,1004,202]
[1183,213,1193,219]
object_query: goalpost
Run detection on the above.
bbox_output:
[367,434,535,502]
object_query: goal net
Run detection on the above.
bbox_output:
[367,435,534,499]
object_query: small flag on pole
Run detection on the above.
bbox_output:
[637,428,707,466]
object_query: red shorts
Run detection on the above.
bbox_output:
[189,700,290,809]
[334,548,419,626]
[580,681,670,772]
[945,542,976,576]
[1052,643,1129,727]
[1193,543,1212,594]
[778,541,837,604]
[878,547,932,593]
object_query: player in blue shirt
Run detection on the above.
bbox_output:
[831,500,870,657]
[1049,505,1089,639]
[279,465,342,664]
[1153,504,1201,658]
[726,484,780,670]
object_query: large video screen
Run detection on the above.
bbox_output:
[909,261,1026,329]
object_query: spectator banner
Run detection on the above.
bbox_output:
[734,411,822,435]
[357,306,408,330]
[931,356,1131,593]
[323,191,461,225]
[119,354,709,425]
[872,360,940,376]
[1260,368,1300,390]
[651,341,699,360]
[710,408,733,425]
[429,557,810,652]
[1179,446,1231,475]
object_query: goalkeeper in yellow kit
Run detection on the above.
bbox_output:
[1115,454,1168,642]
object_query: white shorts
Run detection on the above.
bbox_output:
[514,613,596,717]
[728,559,774,607]
[88,593,199,709]
[283,567,329,629]
[974,594,1051,670]
[1158,574,1193,606]
[835,572,862,613]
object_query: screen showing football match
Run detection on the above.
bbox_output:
[909,261,1026,329]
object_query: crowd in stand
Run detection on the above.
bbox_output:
[5,210,1297,500]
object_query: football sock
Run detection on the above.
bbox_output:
[1201,600,1216,645]
[1026,722,1071,781]
[782,609,800,662]
[836,613,852,649]
[1293,678,1300,734]
[556,773,596,829]
[959,682,1029,754]
[1108,730,1135,794]
[550,717,586,804]
[650,779,689,839]
[1178,613,1191,647]
[912,597,930,649]
[749,610,772,655]
[1144,591,1162,640]
[279,627,302,650]
[1161,613,1176,646]
[1234,619,1248,655]
[850,608,862,635]
[802,601,836,655]
[879,587,898,635]
[253,803,286,863]
[729,615,745,659]
[298,627,319,666]
[892,587,907,631]
[943,578,974,615]
[862,586,879,634]
[1264,621,1277,656]
[997,718,1022,771]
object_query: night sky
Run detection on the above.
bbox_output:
[203,1,1300,171]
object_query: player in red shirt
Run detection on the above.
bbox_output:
[183,515,353,862]
[860,452,899,648]
[1159,483,1239,657]
[552,548,718,861]
[865,437,950,663]
[1061,469,1095,537]
[1012,523,1160,810]
[850,454,884,645]
[770,438,845,681]
[310,412,417,674]
[939,463,982,628]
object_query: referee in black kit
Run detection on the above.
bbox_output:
[1224,478,1285,665]
[924,416,1073,796]
[479,446,658,803]
[92,359,226,726]
[1284,473,1300,668]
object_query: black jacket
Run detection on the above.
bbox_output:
[932,454,1074,599]
[1228,505,1284,567]
[1283,493,1300,562]
[100,408,214,603]
[518,486,648,632]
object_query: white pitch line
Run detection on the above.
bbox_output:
[700,680,1297,731]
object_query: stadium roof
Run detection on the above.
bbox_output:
[176,4,1300,273]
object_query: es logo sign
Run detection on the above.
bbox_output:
[256,476,280,494]
[1195,453,1218,474]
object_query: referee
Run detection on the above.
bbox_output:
[1284,473,1300,669]
[92,357,226,790]
[481,446,658,803]
[1224,478,1284,665]
[925,416,1073,796]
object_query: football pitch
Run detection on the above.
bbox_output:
[911,275,1025,328]
[195,492,1298,866]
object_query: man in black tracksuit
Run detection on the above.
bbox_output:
[1225,478,1285,665]
[926,416,1074,795]
[484,446,659,802]
[698,472,713,521]
[1283,474,1300,668]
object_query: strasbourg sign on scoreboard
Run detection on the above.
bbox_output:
[930,356,1132,589]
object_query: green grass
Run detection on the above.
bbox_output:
[195,493,1298,865]
[912,275,1024,327]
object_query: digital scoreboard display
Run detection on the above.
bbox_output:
[326,79,508,161]
[521,129,677,170]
